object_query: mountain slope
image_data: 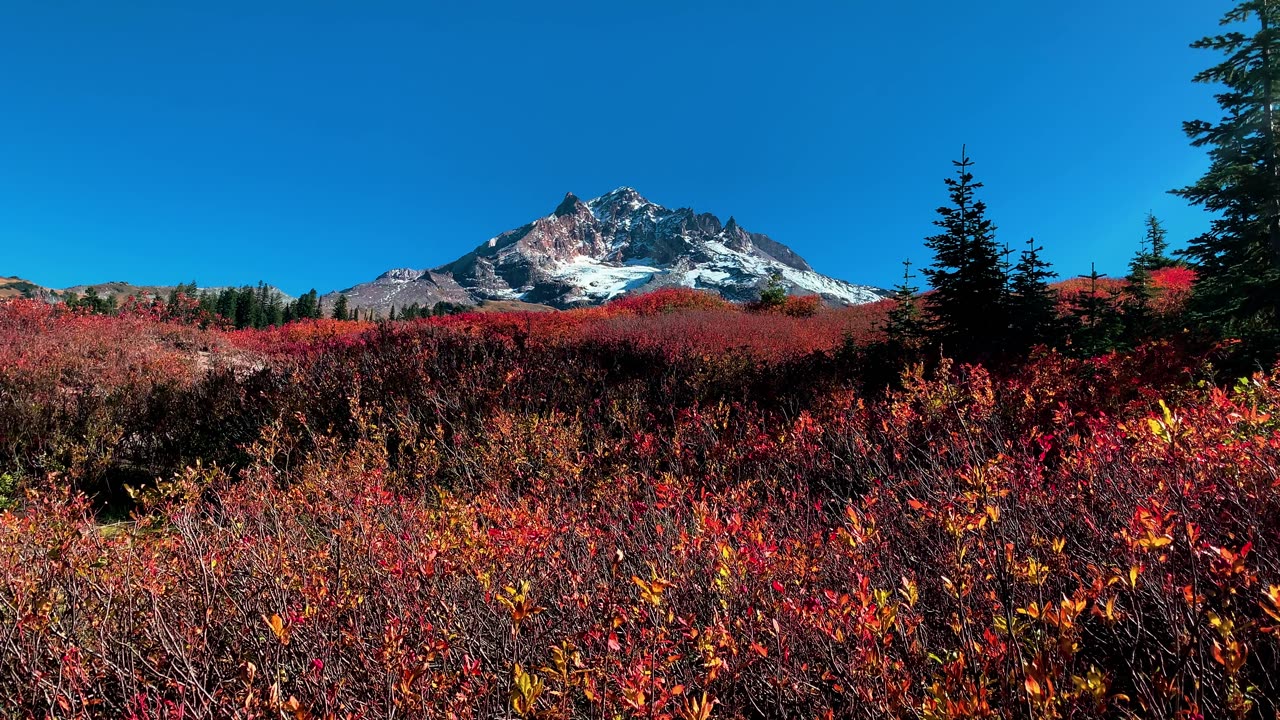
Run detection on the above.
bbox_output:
[0,277,53,301]
[329,187,887,313]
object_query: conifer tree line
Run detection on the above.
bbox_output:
[59,280,471,328]
[61,282,326,328]
[61,286,118,315]
[191,284,327,329]
[887,0,1280,364]
[392,301,469,320]
[883,151,1182,362]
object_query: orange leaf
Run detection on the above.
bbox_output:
[263,613,289,645]
[1024,675,1041,698]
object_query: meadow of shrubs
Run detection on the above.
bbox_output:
[0,286,1278,719]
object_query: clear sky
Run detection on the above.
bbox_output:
[0,0,1225,295]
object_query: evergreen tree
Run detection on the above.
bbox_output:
[251,282,272,328]
[884,259,925,352]
[265,291,284,327]
[294,290,320,320]
[922,148,1011,358]
[1067,264,1125,356]
[161,282,198,323]
[167,281,198,308]
[332,294,350,321]
[197,291,217,318]
[235,286,256,329]
[215,289,238,325]
[1008,237,1062,349]
[1142,213,1176,269]
[1175,1,1280,353]
[432,301,466,317]
[757,270,788,311]
[82,287,103,314]
[1125,230,1158,338]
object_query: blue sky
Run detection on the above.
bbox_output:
[0,0,1224,295]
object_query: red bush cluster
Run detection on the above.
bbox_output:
[1055,266,1194,317]
[0,301,216,492]
[0,295,1276,719]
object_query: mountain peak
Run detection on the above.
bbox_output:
[590,186,651,209]
[377,268,426,283]
[334,188,887,312]
[553,192,586,217]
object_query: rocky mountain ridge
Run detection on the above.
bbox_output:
[327,187,887,313]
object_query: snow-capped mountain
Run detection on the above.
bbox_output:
[327,187,888,312]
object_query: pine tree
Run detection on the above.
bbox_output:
[293,292,308,321]
[1143,213,1176,269]
[432,301,466,317]
[265,291,284,327]
[922,148,1011,358]
[1125,229,1158,339]
[1068,264,1125,356]
[332,294,350,321]
[1175,1,1280,353]
[1008,237,1061,349]
[757,270,788,311]
[84,287,101,313]
[197,291,216,317]
[235,286,257,329]
[167,281,197,308]
[884,260,925,351]
[215,289,237,323]
[251,282,272,328]
[294,290,321,320]
[1000,242,1015,296]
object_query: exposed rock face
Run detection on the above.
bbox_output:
[321,269,473,314]
[328,187,888,312]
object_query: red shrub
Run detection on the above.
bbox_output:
[781,294,821,317]
[601,287,733,316]
[1,293,1277,720]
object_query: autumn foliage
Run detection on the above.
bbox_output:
[0,295,1277,719]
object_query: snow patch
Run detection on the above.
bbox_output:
[546,255,660,301]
